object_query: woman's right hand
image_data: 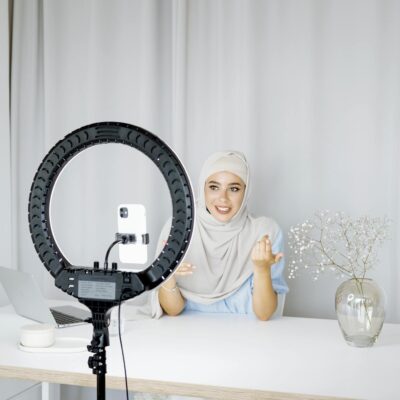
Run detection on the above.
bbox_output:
[174,262,196,276]
[162,240,196,280]
[161,241,196,277]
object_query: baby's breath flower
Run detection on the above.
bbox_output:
[287,211,390,280]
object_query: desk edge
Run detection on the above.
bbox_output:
[0,365,354,400]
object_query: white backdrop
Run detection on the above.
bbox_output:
[2,0,399,323]
[0,0,12,305]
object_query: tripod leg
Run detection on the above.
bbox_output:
[97,373,106,400]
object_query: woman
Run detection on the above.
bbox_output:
[158,151,288,320]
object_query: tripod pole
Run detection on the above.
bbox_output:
[88,334,108,400]
[97,368,106,400]
[85,301,116,400]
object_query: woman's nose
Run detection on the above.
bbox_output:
[219,190,228,201]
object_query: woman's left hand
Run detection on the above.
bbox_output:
[251,235,283,271]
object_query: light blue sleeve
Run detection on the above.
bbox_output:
[268,229,289,294]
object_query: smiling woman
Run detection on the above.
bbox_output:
[157,151,288,321]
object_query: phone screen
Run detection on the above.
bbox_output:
[117,204,148,266]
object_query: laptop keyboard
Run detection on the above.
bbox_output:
[50,309,83,325]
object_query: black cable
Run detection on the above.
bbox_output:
[104,237,129,397]
[118,299,130,400]
[104,237,129,398]
[104,234,137,271]
[104,239,121,271]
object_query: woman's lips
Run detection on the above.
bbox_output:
[215,206,231,214]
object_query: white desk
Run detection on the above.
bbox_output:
[0,306,399,400]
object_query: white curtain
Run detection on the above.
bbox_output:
[3,0,400,322]
[0,0,12,305]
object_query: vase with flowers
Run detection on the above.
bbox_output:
[288,211,390,347]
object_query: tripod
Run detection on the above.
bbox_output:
[82,300,119,400]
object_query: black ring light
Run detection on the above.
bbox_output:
[28,121,195,399]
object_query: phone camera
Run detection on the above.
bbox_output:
[120,207,128,218]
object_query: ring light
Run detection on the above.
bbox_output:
[29,121,194,298]
[28,121,195,399]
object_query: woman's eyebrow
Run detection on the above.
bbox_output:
[228,182,243,186]
[207,180,221,185]
[207,180,243,186]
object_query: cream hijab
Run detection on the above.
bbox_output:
[174,151,279,304]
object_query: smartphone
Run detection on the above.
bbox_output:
[117,204,148,265]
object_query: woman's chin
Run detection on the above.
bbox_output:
[211,212,234,223]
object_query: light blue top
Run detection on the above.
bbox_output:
[184,229,288,315]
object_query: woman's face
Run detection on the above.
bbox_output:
[204,171,246,222]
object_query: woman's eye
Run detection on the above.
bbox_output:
[230,187,240,192]
[209,185,219,191]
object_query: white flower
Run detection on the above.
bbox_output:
[287,211,390,281]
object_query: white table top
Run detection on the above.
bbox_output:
[0,305,399,400]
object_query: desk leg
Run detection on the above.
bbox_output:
[41,382,60,400]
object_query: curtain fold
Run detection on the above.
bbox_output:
[170,0,188,159]
[0,0,13,305]
[10,0,47,293]
[4,0,400,322]
[0,0,12,269]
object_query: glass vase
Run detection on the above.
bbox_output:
[335,278,385,347]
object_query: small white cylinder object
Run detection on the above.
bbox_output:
[20,324,55,348]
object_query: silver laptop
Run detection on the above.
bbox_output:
[0,266,91,328]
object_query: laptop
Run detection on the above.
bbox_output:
[0,266,91,328]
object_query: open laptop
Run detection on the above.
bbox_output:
[0,266,91,328]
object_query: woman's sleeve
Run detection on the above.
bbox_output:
[270,229,289,294]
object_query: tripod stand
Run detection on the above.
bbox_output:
[82,300,119,400]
